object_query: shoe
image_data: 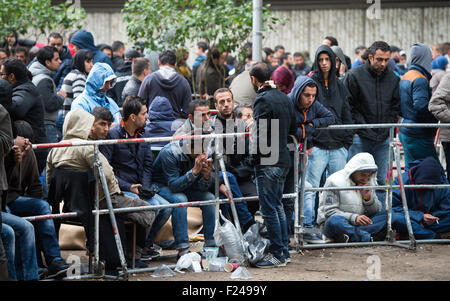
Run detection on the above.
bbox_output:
[303,233,326,244]
[38,267,48,280]
[47,259,69,279]
[127,258,148,269]
[334,234,349,243]
[141,245,162,261]
[255,254,286,269]
[176,248,191,261]
[372,228,387,242]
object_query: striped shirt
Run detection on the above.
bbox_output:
[61,69,87,118]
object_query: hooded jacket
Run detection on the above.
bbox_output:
[399,43,436,139]
[147,96,183,147]
[310,45,354,150]
[29,61,64,124]
[46,109,121,201]
[8,79,47,144]
[317,152,382,226]
[344,59,401,142]
[429,73,450,141]
[70,30,113,68]
[121,76,141,104]
[392,157,450,223]
[430,56,449,94]
[288,76,335,149]
[138,66,192,119]
[71,63,121,124]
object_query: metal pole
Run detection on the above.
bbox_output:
[297,138,307,250]
[93,145,101,275]
[393,143,417,251]
[95,149,129,279]
[252,0,263,62]
[385,127,396,242]
[292,136,300,250]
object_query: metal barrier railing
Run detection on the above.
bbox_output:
[20,122,450,279]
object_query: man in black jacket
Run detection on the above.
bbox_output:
[249,62,297,268]
[344,41,400,204]
[121,57,150,105]
[1,58,48,173]
[303,45,354,243]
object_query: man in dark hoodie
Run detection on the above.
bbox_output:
[1,58,47,173]
[249,62,297,268]
[69,29,113,69]
[29,46,65,143]
[138,50,192,120]
[287,75,335,243]
[301,45,353,242]
[392,157,450,239]
[344,41,401,196]
[398,43,438,167]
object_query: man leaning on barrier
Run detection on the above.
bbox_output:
[46,109,155,268]
[391,156,450,240]
[317,152,389,243]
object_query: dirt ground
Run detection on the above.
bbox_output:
[61,241,450,281]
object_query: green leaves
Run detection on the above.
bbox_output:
[0,0,86,41]
[122,0,284,61]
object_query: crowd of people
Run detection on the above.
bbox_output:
[0,28,450,280]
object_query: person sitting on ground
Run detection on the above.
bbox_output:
[317,152,389,243]
[100,96,173,260]
[71,62,122,124]
[152,131,217,259]
[146,96,184,147]
[46,109,155,268]
[392,156,450,240]
[5,120,69,279]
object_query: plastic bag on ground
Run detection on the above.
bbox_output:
[243,221,270,265]
[207,257,228,272]
[152,264,176,278]
[175,252,202,273]
[213,210,246,265]
[230,266,253,279]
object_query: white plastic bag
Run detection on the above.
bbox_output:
[175,252,202,273]
[213,210,246,265]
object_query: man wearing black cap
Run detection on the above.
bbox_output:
[392,157,450,239]
[107,49,144,106]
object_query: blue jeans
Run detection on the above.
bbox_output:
[7,197,63,266]
[322,210,388,242]
[219,171,254,227]
[1,212,39,281]
[398,132,439,168]
[348,135,390,209]
[123,192,172,248]
[305,147,348,227]
[155,185,216,250]
[45,123,62,143]
[255,165,289,260]
[392,212,450,240]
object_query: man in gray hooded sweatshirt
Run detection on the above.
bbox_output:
[398,43,438,167]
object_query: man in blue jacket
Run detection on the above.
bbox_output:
[398,43,438,167]
[100,96,172,261]
[392,157,450,239]
[70,29,113,69]
[152,131,216,259]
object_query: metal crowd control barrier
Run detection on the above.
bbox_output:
[25,123,450,280]
[295,123,450,251]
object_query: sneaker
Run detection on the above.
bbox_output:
[303,233,326,244]
[38,267,48,280]
[255,254,286,269]
[141,245,162,261]
[47,259,69,279]
[334,234,350,243]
